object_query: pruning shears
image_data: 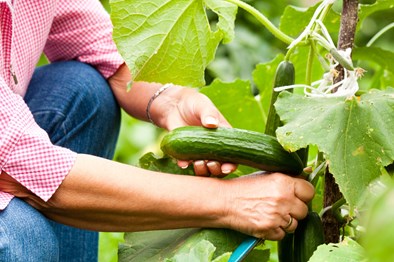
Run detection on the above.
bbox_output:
[228,236,264,262]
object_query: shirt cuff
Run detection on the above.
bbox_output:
[2,121,77,202]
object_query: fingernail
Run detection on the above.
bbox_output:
[222,168,232,174]
[195,160,205,167]
[180,163,189,169]
[207,161,219,168]
[204,116,219,126]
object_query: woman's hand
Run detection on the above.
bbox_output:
[150,85,237,177]
[223,172,315,240]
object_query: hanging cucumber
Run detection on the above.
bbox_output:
[161,126,304,175]
[294,211,325,262]
[278,233,295,262]
[264,61,295,137]
[265,61,298,262]
[264,60,308,166]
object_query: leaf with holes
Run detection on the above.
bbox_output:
[275,88,394,209]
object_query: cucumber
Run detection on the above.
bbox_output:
[265,61,295,137]
[161,126,303,175]
[294,211,325,262]
[278,233,295,262]
[268,61,298,261]
[264,61,308,166]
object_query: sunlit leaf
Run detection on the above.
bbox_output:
[110,0,237,87]
[166,240,216,262]
[118,228,247,262]
[309,237,366,262]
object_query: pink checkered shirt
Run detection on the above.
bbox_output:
[0,0,124,209]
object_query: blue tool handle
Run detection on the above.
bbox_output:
[228,236,261,262]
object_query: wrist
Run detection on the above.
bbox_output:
[148,84,185,128]
[146,83,174,125]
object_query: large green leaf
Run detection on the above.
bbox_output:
[200,79,265,132]
[275,89,394,208]
[110,0,237,87]
[308,237,366,262]
[118,228,253,261]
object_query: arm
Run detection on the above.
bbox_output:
[0,154,314,240]
[108,63,229,131]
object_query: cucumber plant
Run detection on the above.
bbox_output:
[110,0,394,261]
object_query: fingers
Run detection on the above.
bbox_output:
[280,214,298,233]
[202,114,231,129]
[177,160,190,169]
[193,160,209,176]
[289,198,310,221]
[195,160,237,177]
[294,177,315,203]
[225,173,314,240]
[177,160,237,177]
[206,161,224,177]
[194,95,232,129]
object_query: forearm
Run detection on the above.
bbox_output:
[24,154,228,232]
[108,63,156,121]
[108,63,187,127]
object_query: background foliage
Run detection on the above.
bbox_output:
[98,0,393,261]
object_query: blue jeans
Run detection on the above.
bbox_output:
[0,61,121,261]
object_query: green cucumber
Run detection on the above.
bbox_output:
[265,61,295,137]
[278,233,295,262]
[269,61,298,261]
[264,60,308,166]
[294,211,325,262]
[161,126,303,175]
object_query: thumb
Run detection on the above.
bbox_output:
[198,102,231,129]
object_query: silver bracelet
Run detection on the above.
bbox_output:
[146,83,173,125]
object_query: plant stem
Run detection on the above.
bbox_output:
[323,0,359,244]
[224,0,294,45]
[306,44,315,86]
[367,22,394,47]
[284,44,297,61]
[318,2,333,23]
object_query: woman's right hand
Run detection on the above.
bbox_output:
[221,172,315,240]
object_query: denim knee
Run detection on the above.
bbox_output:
[0,198,59,262]
[25,61,121,158]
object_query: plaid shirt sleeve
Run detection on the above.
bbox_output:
[43,0,124,79]
[0,77,77,209]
